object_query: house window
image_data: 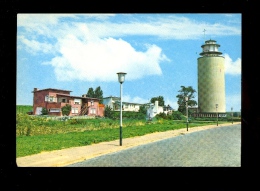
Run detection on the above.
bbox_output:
[45,95,49,101]
[49,108,60,113]
[72,107,79,114]
[74,99,81,105]
[49,96,54,102]
[91,100,94,106]
[90,108,96,114]
[62,98,66,103]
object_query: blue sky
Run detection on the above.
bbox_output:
[17,13,241,111]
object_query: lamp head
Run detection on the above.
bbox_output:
[117,72,127,84]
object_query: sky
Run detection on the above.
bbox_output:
[17,13,241,112]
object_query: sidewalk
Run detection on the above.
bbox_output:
[16,122,241,167]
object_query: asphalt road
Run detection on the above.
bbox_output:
[66,124,241,167]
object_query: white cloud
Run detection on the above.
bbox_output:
[18,36,53,54]
[45,33,167,82]
[18,14,241,41]
[17,14,75,27]
[224,54,241,75]
[84,17,240,40]
[17,14,240,82]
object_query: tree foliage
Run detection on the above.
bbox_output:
[41,107,48,115]
[104,105,113,118]
[172,111,185,120]
[139,105,147,115]
[94,86,103,104]
[86,86,103,103]
[86,87,95,98]
[61,104,71,116]
[150,96,165,106]
[176,86,197,115]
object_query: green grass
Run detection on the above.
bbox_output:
[16,105,240,158]
[16,105,33,114]
[16,114,230,157]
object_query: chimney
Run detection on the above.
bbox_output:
[34,88,38,92]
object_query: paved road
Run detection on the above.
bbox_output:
[66,124,241,167]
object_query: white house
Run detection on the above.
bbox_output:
[103,97,174,119]
[103,96,143,112]
[146,101,174,119]
[146,100,164,119]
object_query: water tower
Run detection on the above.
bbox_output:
[197,39,226,115]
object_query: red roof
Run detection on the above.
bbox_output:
[32,88,72,93]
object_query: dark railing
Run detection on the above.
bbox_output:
[79,104,88,115]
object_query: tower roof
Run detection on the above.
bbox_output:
[199,39,222,56]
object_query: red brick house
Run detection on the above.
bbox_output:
[32,88,104,117]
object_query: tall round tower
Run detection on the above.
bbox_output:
[197,39,226,114]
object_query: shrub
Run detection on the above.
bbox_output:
[104,105,113,118]
[108,110,146,120]
[41,107,48,115]
[61,104,71,116]
[155,112,167,119]
[139,105,147,115]
[172,111,185,120]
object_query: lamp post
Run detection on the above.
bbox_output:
[185,96,188,131]
[231,107,233,124]
[216,104,218,126]
[117,72,127,146]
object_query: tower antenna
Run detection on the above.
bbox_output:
[203,29,206,41]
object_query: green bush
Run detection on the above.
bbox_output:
[61,104,71,116]
[155,112,167,119]
[41,107,48,115]
[172,111,185,120]
[108,111,146,120]
[104,105,113,118]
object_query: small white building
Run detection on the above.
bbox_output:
[146,101,164,119]
[146,101,174,119]
[103,96,143,112]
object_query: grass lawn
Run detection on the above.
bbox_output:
[16,105,240,157]
[16,118,226,157]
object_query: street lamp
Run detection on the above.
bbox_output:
[216,104,218,126]
[117,72,127,146]
[185,96,188,131]
[231,107,233,124]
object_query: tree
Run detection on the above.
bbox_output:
[86,87,95,98]
[104,105,113,118]
[176,86,197,115]
[86,86,104,103]
[139,105,147,115]
[61,104,71,116]
[150,96,165,106]
[94,86,103,104]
